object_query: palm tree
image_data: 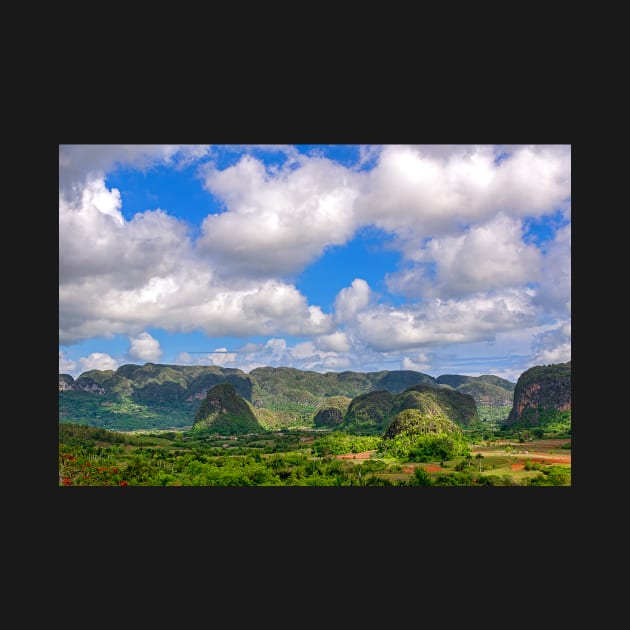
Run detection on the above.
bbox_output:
[475,453,484,473]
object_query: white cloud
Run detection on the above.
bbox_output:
[334,278,371,323]
[60,266,333,344]
[59,351,77,375]
[317,331,352,353]
[292,341,317,359]
[357,144,570,240]
[264,338,287,358]
[128,332,163,362]
[532,342,571,365]
[401,353,431,372]
[534,223,571,315]
[59,145,209,200]
[197,154,360,277]
[530,319,572,366]
[386,214,543,299]
[77,352,119,374]
[354,289,538,352]
[59,144,570,379]
[59,178,190,287]
[175,336,353,375]
[59,174,333,344]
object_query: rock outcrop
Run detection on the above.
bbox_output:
[505,361,571,426]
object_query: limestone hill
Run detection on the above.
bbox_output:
[505,361,571,430]
[340,384,478,435]
[192,383,263,435]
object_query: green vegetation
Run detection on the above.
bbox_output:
[506,361,571,427]
[436,374,514,405]
[60,364,448,432]
[310,431,381,456]
[192,383,263,435]
[58,361,571,486]
[501,408,571,439]
[59,423,569,486]
[342,390,395,434]
[380,409,470,461]
[392,385,478,426]
[60,363,515,433]
[59,391,196,431]
[340,384,478,434]
[313,396,352,428]
[476,404,511,425]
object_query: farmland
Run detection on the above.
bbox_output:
[58,423,570,486]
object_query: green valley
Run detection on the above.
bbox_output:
[58,361,571,487]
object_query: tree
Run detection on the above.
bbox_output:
[475,453,484,473]
[411,467,433,486]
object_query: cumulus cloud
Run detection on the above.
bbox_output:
[334,278,371,323]
[59,182,190,287]
[59,351,77,375]
[353,289,538,352]
[60,144,570,378]
[317,330,352,353]
[77,352,119,374]
[530,319,572,366]
[128,332,163,362]
[197,155,361,277]
[401,353,431,372]
[532,343,572,365]
[172,337,355,374]
[357,144,570,244]
[386,214,543,299]
[59,145,209,200]
[60,267,333,345]
[59,149,334,345]
[534,223,571,315]
[177,348,239,367]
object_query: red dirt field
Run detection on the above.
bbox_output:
[337,450,377,460]
[473,438,571,465]
[421,464,442,472]
[526,455,570,464]
[398,464,445,473]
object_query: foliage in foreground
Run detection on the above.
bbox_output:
[59,423,570,487]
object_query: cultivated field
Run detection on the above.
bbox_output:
[334,438,571,484]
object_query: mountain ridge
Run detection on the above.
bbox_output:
[59,363,515,432]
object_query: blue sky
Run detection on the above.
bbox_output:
[59,144,571,382]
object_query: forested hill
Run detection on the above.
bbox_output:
[436,374,515,406]
[59,363,514,406]
[59,363,514,432]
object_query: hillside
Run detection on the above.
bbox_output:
[313,396,352,428]
[339,384,478,435]
[383,408,462,439]
[436,374,514,405]
[59,363,511,432]
[505,361,571,431]
[59,364,255,431]
[248,366,437,408]
[192,383,263,435]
